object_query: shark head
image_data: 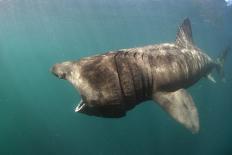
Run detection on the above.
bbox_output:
[51,61,76,80]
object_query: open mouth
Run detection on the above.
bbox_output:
[75,100,86,112]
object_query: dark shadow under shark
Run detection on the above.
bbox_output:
[51,18,230,133]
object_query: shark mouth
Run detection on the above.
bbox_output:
[75,100,86,112]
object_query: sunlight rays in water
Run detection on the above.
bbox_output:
[0,0,231,154]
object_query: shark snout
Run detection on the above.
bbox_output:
[50,64,67,79]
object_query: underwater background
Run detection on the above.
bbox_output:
[0,0,232,154]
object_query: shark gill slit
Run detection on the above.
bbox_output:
[126,54,138,102]
[113,51,126,103]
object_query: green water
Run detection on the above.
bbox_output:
[0,0,232,154]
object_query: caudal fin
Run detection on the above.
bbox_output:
[216,46,231,82]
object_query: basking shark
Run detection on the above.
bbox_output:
[51,18,229,133]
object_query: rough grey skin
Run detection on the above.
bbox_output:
[51,18,227,133]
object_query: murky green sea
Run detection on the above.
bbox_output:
[0,0,232,154]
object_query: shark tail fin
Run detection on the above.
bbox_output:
[215,46,231,82]
[175,18,194,48]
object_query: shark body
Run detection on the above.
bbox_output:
[51,18,228,133]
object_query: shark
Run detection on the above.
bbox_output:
[51,18,230,133]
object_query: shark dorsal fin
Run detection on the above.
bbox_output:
[176,18,194,48]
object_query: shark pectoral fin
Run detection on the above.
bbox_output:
[153,89,199,133]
